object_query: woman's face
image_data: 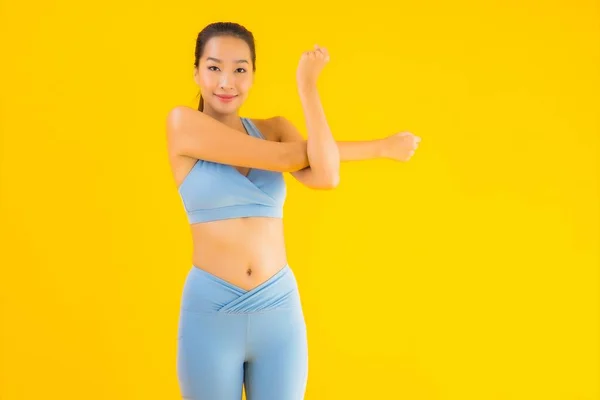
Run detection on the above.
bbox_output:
[194,36,254,114]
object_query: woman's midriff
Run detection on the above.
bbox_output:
[188,217,288,291]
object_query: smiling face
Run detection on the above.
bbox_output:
[194,35,255,115]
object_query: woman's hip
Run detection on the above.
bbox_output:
[179,263,303,315]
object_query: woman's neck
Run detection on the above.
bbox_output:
[202,107,242,130]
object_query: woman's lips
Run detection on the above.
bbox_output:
[215,94,237,102]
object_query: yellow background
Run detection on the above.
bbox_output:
[1,0,598,399]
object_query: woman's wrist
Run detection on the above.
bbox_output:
[297,82,318,97]
[375,137,390,159]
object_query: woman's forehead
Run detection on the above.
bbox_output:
[204,36,251,60]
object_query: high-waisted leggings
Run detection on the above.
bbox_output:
[176,264,308,400]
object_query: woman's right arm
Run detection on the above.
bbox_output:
[166,106,309,172]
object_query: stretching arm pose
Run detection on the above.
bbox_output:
[166,45,421,190]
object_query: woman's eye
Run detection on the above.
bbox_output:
[208,66,219,71]
[236,68,246,73]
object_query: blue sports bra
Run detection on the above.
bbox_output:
[177,117,287,224]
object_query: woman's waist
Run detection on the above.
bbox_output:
[188,219,287,290]
[190,216,283,245]
[191,243,287,269]
[190,222,286,258]
[180,262,301,313]
[189,251,289,292]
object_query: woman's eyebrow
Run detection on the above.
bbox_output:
[206,57,249,64]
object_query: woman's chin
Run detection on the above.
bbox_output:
[214,102,239,113]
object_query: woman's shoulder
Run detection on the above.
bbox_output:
[246,116,286,142]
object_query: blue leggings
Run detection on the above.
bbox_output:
[176,264,308,400]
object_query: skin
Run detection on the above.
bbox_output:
[166,35,421,291]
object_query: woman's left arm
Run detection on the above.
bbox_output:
[295,46,340,189]
[279,45,421,189]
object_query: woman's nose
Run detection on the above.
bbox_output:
[219,73,233,88]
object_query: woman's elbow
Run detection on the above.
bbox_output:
[330,173,341,189]
[324,163,341,189]
[317,172,340,190]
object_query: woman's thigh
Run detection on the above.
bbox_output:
[177,311,247,400]
[244,304,308,400]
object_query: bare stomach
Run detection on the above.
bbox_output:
[187,217,288,291]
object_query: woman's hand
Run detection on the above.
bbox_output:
[297,44,330,89]
[382,132,422,162]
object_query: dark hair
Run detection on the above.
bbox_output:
[194,22,256,111]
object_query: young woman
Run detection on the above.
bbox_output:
[166,22,420,400]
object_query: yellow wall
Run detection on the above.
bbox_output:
[1,0,598,399]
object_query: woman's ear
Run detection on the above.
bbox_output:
[193,67,200,86]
